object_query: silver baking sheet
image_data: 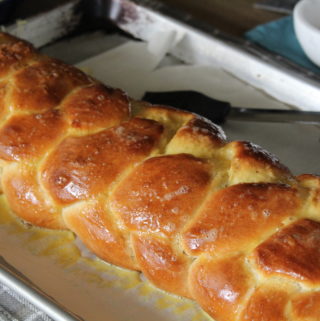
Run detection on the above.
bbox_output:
[0,2,320,321]
[0,257,83,321]
[4,0,82,48]
[5,0,320,110]
[105,0,320,110]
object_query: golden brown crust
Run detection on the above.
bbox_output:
[296,174,320,220]
[2,164,64,229]
[0,36,37,78]
[183,183,300,256]
[291,292,320,321]
[0,110,65,161]
[226,141,293,185]
[63,84,130,130]
[254,219,320,284]
[63,200,138,270]
[42,118,163,204]
[190,254,253,321]
[132,234,191,297]
[11,59,92,112]
[239,286,290,321]
[110,154,211,236]
[0,32,319,321]
[166,117,226,158]
[0,82,8,118]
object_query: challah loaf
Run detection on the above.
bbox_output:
[0,32,319,321]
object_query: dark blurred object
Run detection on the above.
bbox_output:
[11,0,68,21]
[255,0,299,13]
[0,0,20,24]
[153,0,285,37]
[143,91,230,124]
[143,91,320,125]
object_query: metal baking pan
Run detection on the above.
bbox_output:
[0,1,320,320]
[4,0,320,110]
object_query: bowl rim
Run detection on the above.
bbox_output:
[294,0,320,33]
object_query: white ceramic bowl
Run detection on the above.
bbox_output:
[293,0,320,67]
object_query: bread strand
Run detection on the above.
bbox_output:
[0,32,319,321]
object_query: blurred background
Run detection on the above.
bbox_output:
[1,0,296,36]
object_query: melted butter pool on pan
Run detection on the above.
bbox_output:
[0,195,211,321]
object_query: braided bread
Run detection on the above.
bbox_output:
[0,32,319,321]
